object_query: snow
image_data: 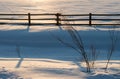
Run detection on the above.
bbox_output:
[0,58,119,79]
[0,0,120,79]
[0,0,120,14]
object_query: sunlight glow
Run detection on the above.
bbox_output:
[32,0,50,2]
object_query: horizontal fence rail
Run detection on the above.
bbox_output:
[0,13,120,26]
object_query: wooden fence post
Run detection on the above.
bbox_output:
[89,13,92,26]
[56,13,61,26]
[28,13,31,26]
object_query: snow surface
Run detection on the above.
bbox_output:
[0,0,120,14]
[0,0,120,79]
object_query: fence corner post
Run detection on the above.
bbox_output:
[28,13,31,26]
[89,13,92,26]
[56,13,61,26]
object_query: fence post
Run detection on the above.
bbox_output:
[28,13,31,26]
[56,13,61,26]
[89,13,92,26]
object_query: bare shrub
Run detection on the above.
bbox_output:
[89,45,100,69]
[16,45,21,58]
[105,26,118,71]
[51,15,100,72]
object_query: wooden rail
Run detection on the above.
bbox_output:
[0,13,120,26]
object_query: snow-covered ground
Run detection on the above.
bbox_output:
[0,0,120,14]
[0,0,120,79]
[0,58,119,79]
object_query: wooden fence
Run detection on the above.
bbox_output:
[0,13,120,26]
